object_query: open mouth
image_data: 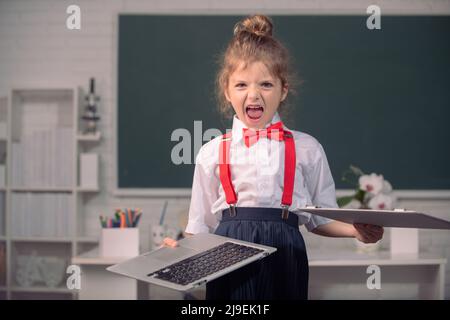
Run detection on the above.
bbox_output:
[245,105,264,121]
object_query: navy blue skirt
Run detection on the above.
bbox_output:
[206,207,309,300]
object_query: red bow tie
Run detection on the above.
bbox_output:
[243,121,285,147]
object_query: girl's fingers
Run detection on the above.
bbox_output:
[354,224,377,239]
[358,233,377,243]
[162,237,179,247]
[354,224,384,243]
[355,224,383,238]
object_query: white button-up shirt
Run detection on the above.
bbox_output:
[185,113,336,234]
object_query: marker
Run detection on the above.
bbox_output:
[159,201,168,226]
[133,212,142,227]
[120,213,126,228]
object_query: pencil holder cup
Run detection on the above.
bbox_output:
[354,238,381,253]
[100,228,139,258]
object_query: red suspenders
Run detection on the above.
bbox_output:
[219,126,296,219]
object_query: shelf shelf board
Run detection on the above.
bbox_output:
[77,132,101,142]
[11,286,74,294]
[76,187,99,193]
[11,237,73,243]
[10,187,73,192]
[76,237,98,243]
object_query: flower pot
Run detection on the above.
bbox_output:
[354,239,381,253]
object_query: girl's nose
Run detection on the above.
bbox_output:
[248,86,261,100]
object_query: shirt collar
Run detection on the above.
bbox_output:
[231,112,282,143]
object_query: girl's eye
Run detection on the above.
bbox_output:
[262,82,273,88]
[235,83,246,88]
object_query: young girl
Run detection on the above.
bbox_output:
[165,14,383,300]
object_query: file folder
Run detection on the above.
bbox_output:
[301,207,450,229]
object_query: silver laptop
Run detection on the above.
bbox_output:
[106,233,277,291]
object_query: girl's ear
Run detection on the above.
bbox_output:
[224,88,231,102]
[280,84,289,102]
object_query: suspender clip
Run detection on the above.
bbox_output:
[229,204,237,217]
[281,204,290,219]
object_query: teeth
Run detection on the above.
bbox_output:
[246,105,263,109]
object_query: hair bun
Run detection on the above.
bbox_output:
[233,15,273,37]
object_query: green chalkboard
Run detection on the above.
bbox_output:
[118,15,450,190]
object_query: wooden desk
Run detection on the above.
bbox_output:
[72,248,446,300]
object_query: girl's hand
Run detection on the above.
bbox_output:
[160,233,192,248]
[161,237,179,248]
[353,223,384,243]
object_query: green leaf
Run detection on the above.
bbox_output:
[355,189,366,202]
[341,170,359,188]
[337,195,355,208]
[349,165,365,176]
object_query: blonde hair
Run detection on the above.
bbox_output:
[215,15,300,119]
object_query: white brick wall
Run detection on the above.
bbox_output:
[1,0,449,299]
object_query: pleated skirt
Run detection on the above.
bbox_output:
[205,207,309,300]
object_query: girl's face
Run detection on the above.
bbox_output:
[225,60,288,129]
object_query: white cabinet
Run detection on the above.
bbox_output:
[71,248,137,300]
[308,250,446,300]
[0,88,100,300]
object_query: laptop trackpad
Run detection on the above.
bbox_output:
[150,246,197,263]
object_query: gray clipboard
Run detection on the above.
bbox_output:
[301,207,450,229]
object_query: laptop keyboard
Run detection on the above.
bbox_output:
[147,241,264,286]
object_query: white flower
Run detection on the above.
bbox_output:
[368,193,395,210]
[359,173,384,195]
[343,199,362,209]
[382,180,392,194]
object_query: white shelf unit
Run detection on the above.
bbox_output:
[75,100,101,259]
[0,88,100,300]
[77,132,101,142]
